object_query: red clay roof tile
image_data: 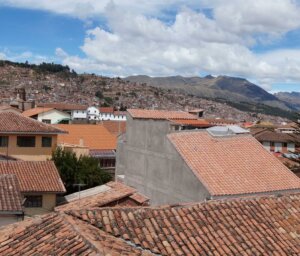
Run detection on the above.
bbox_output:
[22,107,54,117]
[0,174,23,213]
[55,182,149,211]
[65,194,300,255]
[0,112,65,134]
[55,124,117,150]
[128,109,197,120]
[168,131,300,196]
[0,161,65,193]
[0,213,151,255]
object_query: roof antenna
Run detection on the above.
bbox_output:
[73,183,86,208]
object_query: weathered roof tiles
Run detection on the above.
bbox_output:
[127,109,197,120]
[0,111,65,134]
[168,131,300,196]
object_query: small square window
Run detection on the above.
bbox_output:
[24,195,42,207]
[42,137,52,147]
[0,136,8,147]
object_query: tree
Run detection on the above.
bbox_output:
[52,148,112,194]
[95,90,103,99]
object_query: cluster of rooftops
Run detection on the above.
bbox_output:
[0,108,300,254]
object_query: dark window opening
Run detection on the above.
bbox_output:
[17,136,36,147]
[42,137,52,147]
[100,158,116,168]
[42,119,51,124]
[24,195,42,207]
[0,136,8,147]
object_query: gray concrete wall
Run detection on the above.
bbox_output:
[116,115,210,205]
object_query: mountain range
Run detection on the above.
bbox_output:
[125,75,299,113]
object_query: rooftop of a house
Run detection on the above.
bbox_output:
[170,119,211,128]
[102,120,126,136]
[37,103,87,111]
[251,128,300,143]
[205,118,238,125]
[168,130,300,197]
[55,124,117,150]
[0,174,23,213]
[127,109,197,120]
[0,112,66,134]
[113,111,126,116]
[21,107,54,117]
[99,107,114,113]
[0,105,21,113]
[55,181,149,211]
[1,193,300,255]
[0,161,66,193]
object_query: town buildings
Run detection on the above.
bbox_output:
[55,124,117,171]
[22,107,71,124]
[116,109,300,205]
[0,112,66,161]
[251,128,300,153]
[37,102,88,122]
[0,161,65,216]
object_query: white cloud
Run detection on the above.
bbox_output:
[0,52,6,60]
[3,0,300,90]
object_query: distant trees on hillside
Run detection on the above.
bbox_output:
[0,60,76,75]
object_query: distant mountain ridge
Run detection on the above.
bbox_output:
[125,75,299,111]
[275,92,300,110]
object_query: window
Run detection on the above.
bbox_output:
[0,136,8,147]
[17,136,35,147]
[42,137,52,147]
[24,195,42,207]
[42,119,51,124]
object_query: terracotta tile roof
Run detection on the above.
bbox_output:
[21,107,53,117]
[0,213,151,255]
[170,119,212,128]
[0,105,21,112]
[113,111,126,116]
[252,129,300,143]
[55,181,149,211]
[99,107,114,113]
[0,174,23,213]
[205,118,237,125]
[55,124,117,150]
[0,161,66,193]
[168,131,300,196]
[0,112,66,134]
[37,102,87,110]
[66,194,300,255]
[2,193,300,255]
[102,120,126,136]
[128,109,197,120]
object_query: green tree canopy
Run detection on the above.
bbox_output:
[52,148,112,194]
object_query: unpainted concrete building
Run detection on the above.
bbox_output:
[116,109,300,205]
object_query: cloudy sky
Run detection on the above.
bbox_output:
[0,0,300,92]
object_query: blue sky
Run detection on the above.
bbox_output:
[0,0,300,93]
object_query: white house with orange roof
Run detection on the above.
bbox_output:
[22,107,71,124]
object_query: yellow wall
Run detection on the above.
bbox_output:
[23,193,57,216]
[0,134,57,161]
